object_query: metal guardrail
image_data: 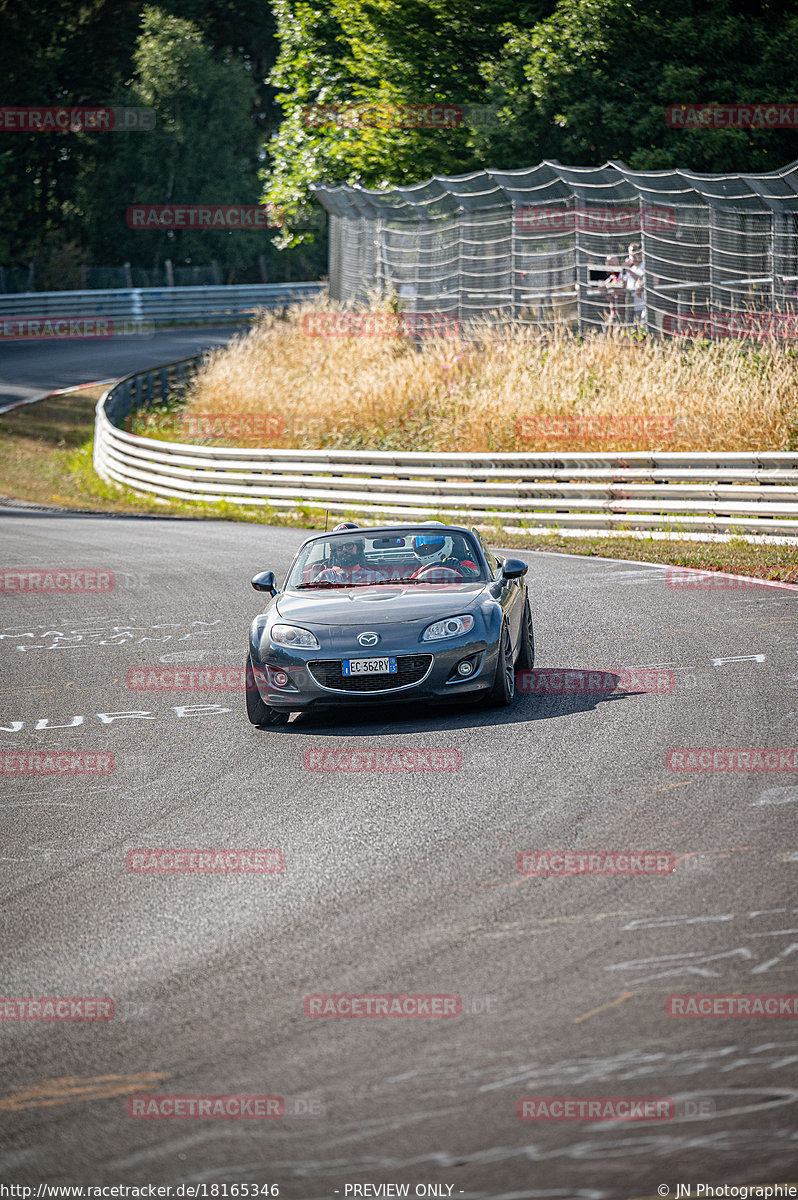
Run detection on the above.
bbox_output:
[94,355,798,539]
[0,282,325,326]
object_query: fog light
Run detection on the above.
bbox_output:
[272,669,289,688]
[457,660,474,676]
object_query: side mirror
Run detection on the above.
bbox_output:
[252,570,277,595]
[501,558,528,580]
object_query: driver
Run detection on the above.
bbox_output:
[312,536,388,585]
[409,533,466,580]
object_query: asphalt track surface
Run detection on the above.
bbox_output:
[0,326,246,408]
[1,509,797,1195]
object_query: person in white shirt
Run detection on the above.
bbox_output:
[624,242,646,328]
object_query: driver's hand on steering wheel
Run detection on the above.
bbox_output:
[411,557,465,580]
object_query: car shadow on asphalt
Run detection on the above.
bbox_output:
[257,670,645,735]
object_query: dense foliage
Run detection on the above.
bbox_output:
[2,0,797,279]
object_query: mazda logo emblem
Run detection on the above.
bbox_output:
[358,631,379,646]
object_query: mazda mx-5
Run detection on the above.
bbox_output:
[245,523,534,726]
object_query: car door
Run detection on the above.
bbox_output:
[471,528,525,650]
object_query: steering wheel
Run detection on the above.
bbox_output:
[413,563,464,582]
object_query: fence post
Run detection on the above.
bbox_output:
[574,200,586,335]
[708,208,719,317]
[131,288,143,327]
[457,208,464,328]
[511,203,519,322]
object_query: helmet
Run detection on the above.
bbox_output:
[332,522,359,532]
[412,533,454,565]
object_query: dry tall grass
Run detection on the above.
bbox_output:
[177,303,798,451]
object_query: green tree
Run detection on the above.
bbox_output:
[83,6,266,273]
[265,0,546,226]
[0,0,287,278]
[478,0,798,172]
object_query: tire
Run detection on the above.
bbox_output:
[515,593,535,669]
[486,622,515,707]
[246,653,290,727]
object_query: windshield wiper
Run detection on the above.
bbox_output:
[294,577,474,589]
[294,582,355,590]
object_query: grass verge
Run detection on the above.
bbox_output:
[0,385,794,581]
[0,386,308,525]
[175,304,798,453]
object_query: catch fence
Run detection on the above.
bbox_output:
[312,159,798,336]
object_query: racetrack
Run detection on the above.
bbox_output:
[1,508,797,1195]
[0,326,246,409]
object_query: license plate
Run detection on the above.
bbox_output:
[342,657,397,676]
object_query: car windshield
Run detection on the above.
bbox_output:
[285,529,488,589]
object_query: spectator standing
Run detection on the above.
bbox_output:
[624,242,646,329]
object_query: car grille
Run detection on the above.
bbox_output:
[308,654,433,692]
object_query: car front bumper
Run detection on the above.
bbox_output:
[250,635,498,711]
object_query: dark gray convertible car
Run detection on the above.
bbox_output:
[245,523,534,726]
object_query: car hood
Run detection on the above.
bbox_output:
[275,583,485,626]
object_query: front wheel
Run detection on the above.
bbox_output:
[246,653,290,727]
[515,593,535,669]
[486,623,515,707]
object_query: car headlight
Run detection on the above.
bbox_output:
[270,623,319,649]
[422,614,475,641]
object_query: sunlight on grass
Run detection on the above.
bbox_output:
[171,301,798,453]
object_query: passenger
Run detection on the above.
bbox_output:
[409,534,468,581]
